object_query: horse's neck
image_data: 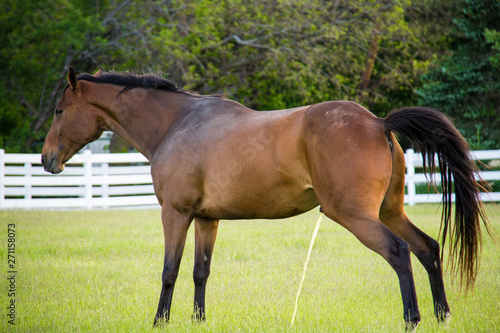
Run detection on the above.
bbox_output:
[86,83,185,160]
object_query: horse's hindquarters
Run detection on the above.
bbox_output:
[303,101,392,222]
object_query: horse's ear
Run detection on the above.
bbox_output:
[68,67,78,90]
[93,67,105,77]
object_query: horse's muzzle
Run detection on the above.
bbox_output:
[41,154,64,174]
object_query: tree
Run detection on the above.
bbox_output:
[417,0,500,149]
[0,0,158,152]
[144,0,433,115]
[0,0,465,152]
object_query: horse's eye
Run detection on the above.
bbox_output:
[55,108,63,116]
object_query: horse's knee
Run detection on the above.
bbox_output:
[408,235,442,276]
[193,265,210,286]
[387,238,412,274]
[419,238,441,271]
[162,263,179,287]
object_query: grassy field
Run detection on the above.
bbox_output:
[0,204,498,332]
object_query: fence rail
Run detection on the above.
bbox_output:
[1,149,499,210]
[0,150,155,209]
[404,149,500,205]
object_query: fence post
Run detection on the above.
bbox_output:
[0,149,4,209]
[406,149,416,206]
[82,150,93,210]
[24,162,32,207]
[102,162,109,209]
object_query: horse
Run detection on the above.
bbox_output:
[42,67,490,330]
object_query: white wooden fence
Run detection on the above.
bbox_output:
[1,149,499,210]
[404,149,500,205]
[0,150,155,209]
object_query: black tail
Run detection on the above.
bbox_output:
[383,106,491,289]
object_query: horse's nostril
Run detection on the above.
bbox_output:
[41,155,45,165]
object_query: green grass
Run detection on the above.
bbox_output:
[0,204,499,332]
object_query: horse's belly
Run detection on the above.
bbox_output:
[196,185,318,220]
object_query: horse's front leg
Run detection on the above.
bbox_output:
[192,217,219,321]
[154,204,192,326]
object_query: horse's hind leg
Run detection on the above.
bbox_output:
[192,217,219,321]
[304,103,420,327]
[324,210,421,329]
[380,135,450,322]
[380,211,451,322]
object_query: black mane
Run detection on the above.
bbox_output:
[76,72,190,96]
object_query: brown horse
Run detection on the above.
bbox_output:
[42,67,490,329]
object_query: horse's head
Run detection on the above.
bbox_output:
[41,67,103,174]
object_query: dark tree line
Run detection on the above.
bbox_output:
[1,0,499,152]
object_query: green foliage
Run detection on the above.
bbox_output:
[485,28,500,69]
[1,0,498,152]
[0,0,152,152]
[143,0,431,114]
[417,0,500,149]
[2,1,95,151]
